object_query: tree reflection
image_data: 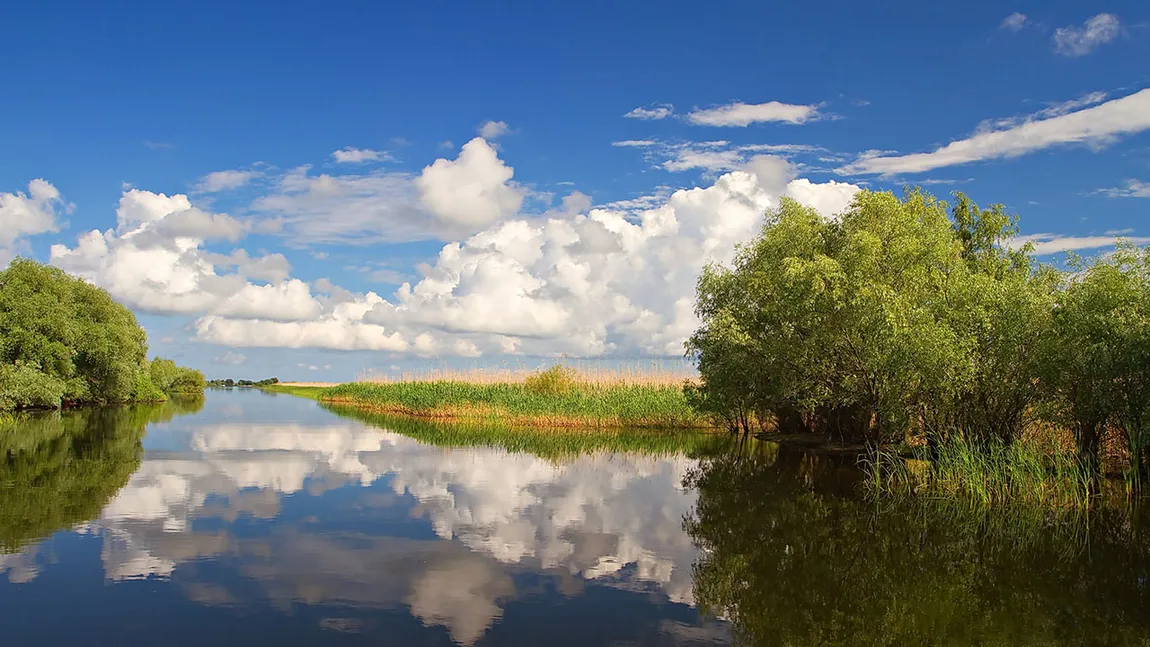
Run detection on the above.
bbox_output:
[0,397,204,552]
[685,440,1150,646]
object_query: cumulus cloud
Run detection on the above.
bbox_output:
[415,137,525,237]
[195,170,260,193]
[0,179,67,265]
[331,147,392,164]
[686,101,820,127]
[477,121,510,139]
[48,188,321,321]
[839,88,1150,175]
[184,155,861,356]
[1000,12,1028,31]
[1096,179,1150,198]
[623,104,673,120]
[1053,13,1121,56]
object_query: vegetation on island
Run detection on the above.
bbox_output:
[318,365,708,428]
[207,377,280,388]
[0,258,205,411]
[687,188,1150,501]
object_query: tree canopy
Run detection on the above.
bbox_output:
[688,189,1150,479]
[0,258,204,410]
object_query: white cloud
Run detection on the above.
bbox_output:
[1000,12,1028,31]
[49,188,318,320]
[0,179,67,265]
[415,137,525,237]
[839,88,1150,175]
[623,105,673,120]
[686,101,820,127]
[331,147,392,164]
[1097,179,1150,198]
[1053,13,1120,56]
[190,158,860,356]
[611,140,658,147]
[214,351,247,365]
[477,121,510,139]
[662,149,743,172]
[195,170,260,193]
[1013,232,1150,255]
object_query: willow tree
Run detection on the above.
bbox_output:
[0,258,203,409]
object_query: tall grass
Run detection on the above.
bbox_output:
[356,358,697,387]
[323,403,720,461]
[861,434,1095,510]
[320,366,709,428]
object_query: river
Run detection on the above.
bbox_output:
[1,389,1148,646]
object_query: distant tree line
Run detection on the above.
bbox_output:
[687,189,1150,482]
[207,377,280,388]
[0,258,205,411]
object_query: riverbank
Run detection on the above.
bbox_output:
[264,367,712,429]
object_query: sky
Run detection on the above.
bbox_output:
[2,1,1149,381]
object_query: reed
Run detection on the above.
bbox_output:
[862,433,1095,510]
[320,370,709,428]
[356,358,697,387]
[323,403,719,460]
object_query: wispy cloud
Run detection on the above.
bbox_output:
[331,147,393,164]
[143,140,174,150]
[1095,179,1150,198]
[623,104,674,120]
[1053,13,1121,56]
[686,101,820,127]
[1000,12,1029,31]
[839,88,1150,176]
[611,140,658,148]
[1013,232,1150,255]
[195,169,261,193]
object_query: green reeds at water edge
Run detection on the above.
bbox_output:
[861,434,1098,510]
[315,366,711,429]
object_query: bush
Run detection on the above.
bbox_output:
[0,364,65,410]
[524,365,578,395]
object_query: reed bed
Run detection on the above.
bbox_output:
[862,434,1095,510]
[324,403,719,460]
[302,364,708,429]
[356,358,697,387]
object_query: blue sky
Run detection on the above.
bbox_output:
[2,1,1149,380]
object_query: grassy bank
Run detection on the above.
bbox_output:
[325,403,720,460]
[322,379,708,428]
[266,366,711,429]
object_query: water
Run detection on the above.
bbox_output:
[2,390,1149,646]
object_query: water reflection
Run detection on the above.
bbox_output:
[1,390,721,646]
[685,438,1150,646]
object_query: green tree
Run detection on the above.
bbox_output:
[0,258,204,409]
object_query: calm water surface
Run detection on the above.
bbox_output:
[2,390,1149,646]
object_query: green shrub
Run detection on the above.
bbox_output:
[524,365,578,395]
[0,364,65,410]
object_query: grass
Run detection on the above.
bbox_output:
[356,358,697,386]
[323,403,721,460]
[260,383,327,400]
[316,365,712,429]
[861,434,1096,510]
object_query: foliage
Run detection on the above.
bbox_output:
[688,188,1150,488]
[523,364,578,395]
[207,377,279,387]
[0,258,203,409]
